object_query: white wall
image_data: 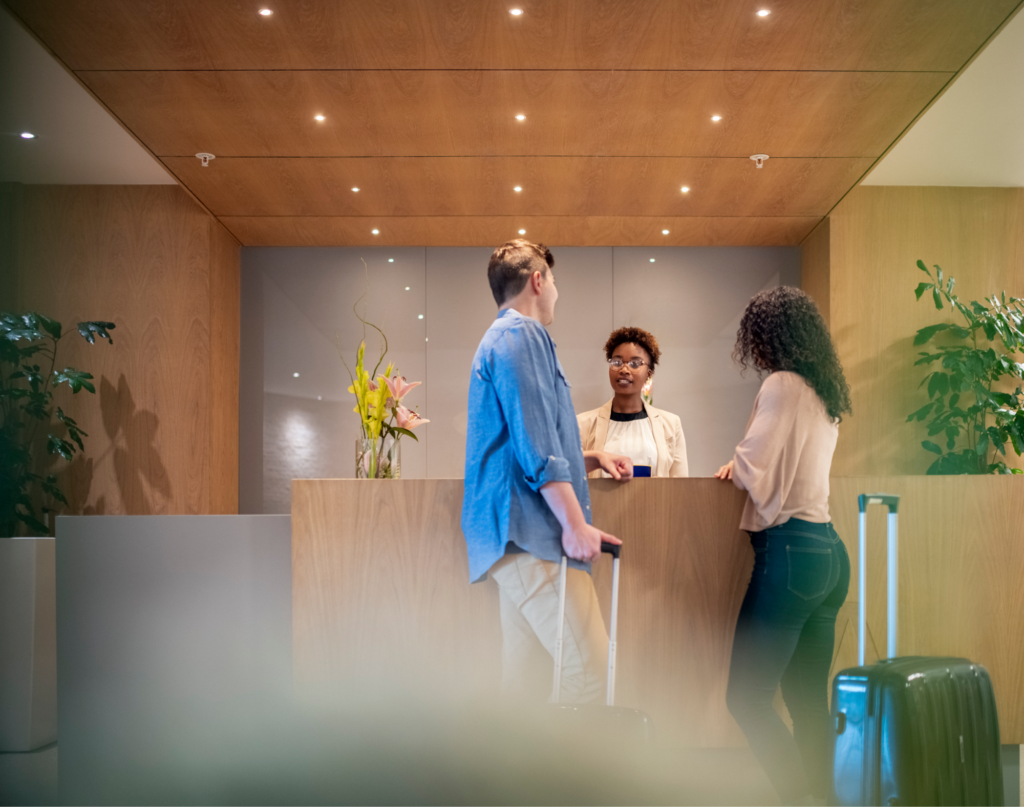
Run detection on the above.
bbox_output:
[244,246,800,513]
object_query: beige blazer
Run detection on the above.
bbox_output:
[577,400,689,478]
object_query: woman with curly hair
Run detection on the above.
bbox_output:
[577,326,688,477]
[715,286,852,806]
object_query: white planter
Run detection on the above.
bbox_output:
[0,537,57,751]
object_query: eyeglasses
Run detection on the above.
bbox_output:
[608,358,649,370]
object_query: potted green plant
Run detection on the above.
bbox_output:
[907,262,1024,474]
[0,311,114,751]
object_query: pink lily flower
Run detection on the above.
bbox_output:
[385,374,421,403]
[368,379,378,392]
[395,404,429,430]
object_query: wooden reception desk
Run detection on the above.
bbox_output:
[292,477,1024,745]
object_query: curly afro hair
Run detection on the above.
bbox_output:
[733,286,852,421]
[604,326,661,373]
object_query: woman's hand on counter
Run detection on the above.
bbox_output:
[714,460,735,481]
[584,450,634,480]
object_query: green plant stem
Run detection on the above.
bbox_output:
[26,334,61,456]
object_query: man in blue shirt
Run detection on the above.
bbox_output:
[462,240,632,703]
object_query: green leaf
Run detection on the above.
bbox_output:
[922,440,943,455]
[932,288,943,310]
[916,259,930,275]
[914,324,950,345]
[947,277,955,296]
[76,320,116,345]
[36,314,62,339]
[936,266,944,286]
[907,401,935,422]
[46,435,74,461]
[914,282,932,301]
[927,372,949,399]
[976,431,990,457]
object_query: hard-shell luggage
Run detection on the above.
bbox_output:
[828,494,1003,806]
[549,542,653,746]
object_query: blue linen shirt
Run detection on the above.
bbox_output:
[461,309,592,583]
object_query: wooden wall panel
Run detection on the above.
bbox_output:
[827,187,1024,475]
[208,219,241,514]
[291,479,502,701]
[165,156,873,219]
[80,69,949,159]
[800,219,831,327]
[9,0,1015,72]
[293,477,1024,746]
[8,185,240,518]
[220,215,819,248]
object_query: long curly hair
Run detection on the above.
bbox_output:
[733,286,852,421]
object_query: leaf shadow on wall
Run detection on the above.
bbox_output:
[100,374,172,514]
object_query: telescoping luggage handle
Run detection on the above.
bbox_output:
[857,494,900,666]
[553,541,621,707]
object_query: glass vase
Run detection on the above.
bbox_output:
[355,437,401,479]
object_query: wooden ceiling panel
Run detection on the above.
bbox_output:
[8,0,1017,72]
[81,69,950,159]
[219,216,821,247]
[164,156,873,218]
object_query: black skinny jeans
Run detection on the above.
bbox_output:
[726,519,850,804]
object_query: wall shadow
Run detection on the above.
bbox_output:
[101,374,172,514]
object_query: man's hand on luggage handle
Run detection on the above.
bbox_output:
[714,460,734,481]
[540,480,623,563]
[584,450,633,480]
[562,523,622,563]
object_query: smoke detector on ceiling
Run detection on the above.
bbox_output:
[750,154,769,169]
[196,152,216,167]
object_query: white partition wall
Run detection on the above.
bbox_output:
[243,246,800,511]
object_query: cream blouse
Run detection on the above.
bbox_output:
[732,371,839,532]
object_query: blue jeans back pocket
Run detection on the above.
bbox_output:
[786,546,832,600]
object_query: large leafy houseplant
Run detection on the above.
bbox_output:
[907,261,1024,474]
[0,312,115,535]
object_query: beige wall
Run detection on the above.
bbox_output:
[3,184,240,518]
[802,186,1024,475]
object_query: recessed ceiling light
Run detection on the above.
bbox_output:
[756,9,770,16]
[509,8,524,16]
[662,229,670,235]
[20,132,35,139]
[314,114,325,122]
[513,186,523,192]
[515,114,526,121]
[681,186,690,193]
[518,229,526,235]
[405,286,410,290]
[418,314,424,320]
[711,115,722,122]
[372,229,380,235]
[389,258,395,263]
[351,187,359,192]
[650,258,656,263]
[259,8,273,16]
[293,372,300,378]
[317,396,322,401]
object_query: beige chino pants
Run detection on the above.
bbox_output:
[489,552,609,704]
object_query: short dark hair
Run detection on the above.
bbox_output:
[604,326,661,373]
[487,240,554,306]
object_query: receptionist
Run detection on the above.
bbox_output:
[577,326,688,478]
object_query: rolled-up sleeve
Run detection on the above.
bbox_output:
[491,324,572,491]
[732,376,796,522]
